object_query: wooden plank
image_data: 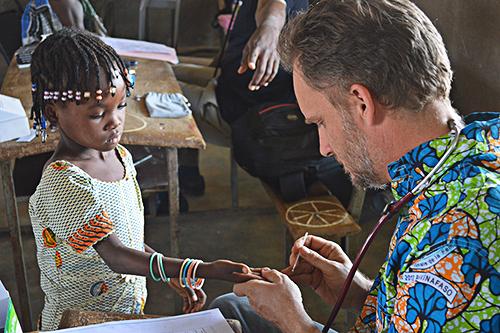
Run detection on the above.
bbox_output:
[0,57,206,161]
[0,160,33,331]
[261,181,361,240]
[166,147,179,258]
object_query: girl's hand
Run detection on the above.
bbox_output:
[204,260,263,283]
[167,278,206,313]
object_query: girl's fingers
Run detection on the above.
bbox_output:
[232,272,264,281]
[250,267,263,274]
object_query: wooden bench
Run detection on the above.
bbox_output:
[261,181,365,259]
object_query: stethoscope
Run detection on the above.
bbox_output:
[322,120,463,332]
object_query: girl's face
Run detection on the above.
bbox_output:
[46,74,127,152]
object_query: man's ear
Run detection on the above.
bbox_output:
[348,84,377,127]
[44,104,58,125]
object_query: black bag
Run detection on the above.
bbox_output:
[231,102,352,203]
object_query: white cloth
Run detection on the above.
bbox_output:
[145,92,192,118]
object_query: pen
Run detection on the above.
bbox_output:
[291,232,309,272]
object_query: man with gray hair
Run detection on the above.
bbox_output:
[210,0,500,332]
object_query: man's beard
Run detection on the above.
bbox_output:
[338,108,387,190]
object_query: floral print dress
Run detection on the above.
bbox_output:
[352,113,499,333]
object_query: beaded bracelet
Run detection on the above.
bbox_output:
[149,252,161,282]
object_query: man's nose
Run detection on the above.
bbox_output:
[318,126,334,157]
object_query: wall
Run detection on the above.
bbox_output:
[0,0,221,53]
[1,0,499,112]
[84,0,221,53]
[414,0,499,115]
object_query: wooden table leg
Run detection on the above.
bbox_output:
[0,160,33,331]
[166,148,179,258]
[283,227,293,266]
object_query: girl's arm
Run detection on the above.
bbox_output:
[144,243,155,254]
[94,234,258,282]
[49,0,85,30]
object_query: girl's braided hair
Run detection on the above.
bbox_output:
[30,28,132,132]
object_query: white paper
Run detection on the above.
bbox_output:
[0,281,10,329]
[43,309,234,333]
[101,37,179,64]
[16,129,36,142]
[0,94,31,143]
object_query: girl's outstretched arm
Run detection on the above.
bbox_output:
[93,234,260,283]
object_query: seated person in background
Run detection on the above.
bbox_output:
[175,0,308,196]
[28,28,258,331]
[21,0,106,45]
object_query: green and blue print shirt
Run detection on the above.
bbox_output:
[352,113,499,332]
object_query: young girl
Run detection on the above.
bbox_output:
[28,28,258,331]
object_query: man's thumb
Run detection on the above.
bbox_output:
[261,268,281,283]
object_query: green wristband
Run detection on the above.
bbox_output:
[149,252,161,282]
[158,254,170,283]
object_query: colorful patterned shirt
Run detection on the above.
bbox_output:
[352,113,500,332]
[29,145,147,331]
[21,0,107,45]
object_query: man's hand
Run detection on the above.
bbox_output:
[168,279,207,313]
[283,235,373,309]
[234,268,319,333]
[238,24,281,91]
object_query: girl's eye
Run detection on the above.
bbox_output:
[90,113,104,119]
[118,103,127,110]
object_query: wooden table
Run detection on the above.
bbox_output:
[0,58,206,331]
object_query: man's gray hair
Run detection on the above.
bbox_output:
[279,0,453,111]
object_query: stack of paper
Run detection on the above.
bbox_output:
[44,309,234,333]
[0,94,30,143]
[101,37,179,64]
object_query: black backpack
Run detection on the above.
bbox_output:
[231,102,352,203]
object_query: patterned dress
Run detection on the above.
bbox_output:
[352,113,500,332]
[29,145,147,331]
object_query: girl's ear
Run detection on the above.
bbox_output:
[44,104,58,124]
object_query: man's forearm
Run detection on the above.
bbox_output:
[284,322,320,333]
[274,302,320,333]
[255,0,287,31]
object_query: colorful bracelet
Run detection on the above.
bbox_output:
[178,258,205,290]
[179,258,191,288]
[157,253,170,283]
[149,252,161,282]
[192,260,205,289]
[186,259,196,286]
